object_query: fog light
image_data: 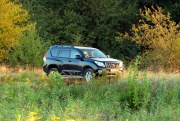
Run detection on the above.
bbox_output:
[119,68,123,71]
[98,70,103,74]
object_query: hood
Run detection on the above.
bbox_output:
[87,58,121,62]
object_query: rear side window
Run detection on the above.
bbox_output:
[51,48,60,57]
[60,50,70,58]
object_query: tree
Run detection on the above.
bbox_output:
[0,0,29,62]
[137,0,180,23]
[8,23,48,67]
[19,0,138,60]
[130,6,180,70]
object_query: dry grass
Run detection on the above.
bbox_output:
[0,65,85,85]
[0,65,43,82]
[1,65,179,84]
[0,65,43,74]
[120,69,180,83]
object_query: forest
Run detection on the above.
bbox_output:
[0,0,180,71]
[0,1,180,120]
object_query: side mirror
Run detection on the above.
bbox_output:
[107,55,110,58]
[76,55,82,59]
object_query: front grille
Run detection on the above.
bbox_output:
[105,62,119,68]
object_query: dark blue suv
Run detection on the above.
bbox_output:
[43,45,124,81]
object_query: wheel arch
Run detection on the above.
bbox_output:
[83,66,94,73]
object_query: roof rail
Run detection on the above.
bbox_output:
[53,45,74,48]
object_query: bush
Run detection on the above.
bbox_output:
[125,56,151,111]
[8,24,49,68]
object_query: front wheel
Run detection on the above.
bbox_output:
[83,68,94,81]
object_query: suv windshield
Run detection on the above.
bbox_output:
[80,49,107,58]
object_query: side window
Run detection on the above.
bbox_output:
[60,49,70,58]
[70,50,80,58]
[51,48,60,57]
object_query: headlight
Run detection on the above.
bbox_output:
[95,61,105,67]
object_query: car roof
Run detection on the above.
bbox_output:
[51,45,97,50]
[74,46,97,49]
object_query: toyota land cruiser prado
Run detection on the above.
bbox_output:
[43,45,124,81]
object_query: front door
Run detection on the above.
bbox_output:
[67,49,83,75]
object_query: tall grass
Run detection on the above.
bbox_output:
[0,65,180,120]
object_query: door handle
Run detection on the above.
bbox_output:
[69,60,72,62]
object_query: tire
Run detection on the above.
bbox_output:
[83,68,94,81]
[49,68,58,75]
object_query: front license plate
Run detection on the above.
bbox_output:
[110,69,118,72]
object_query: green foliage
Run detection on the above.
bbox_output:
[5,0,180,68]
[8,24,49,67]
[47,73,70,109]
[126,56,151,110]
[114,37,141,65]
[0,70,180,120]
[138,0,180,23]
[17,0,138,63]
[48,72,65,88]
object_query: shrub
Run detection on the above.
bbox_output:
[126,56,151,111]
[8,24,49,67]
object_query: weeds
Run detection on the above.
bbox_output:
[126,56,151,111]
[0,66,180,120]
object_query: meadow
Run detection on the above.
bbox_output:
[0,65,180,121]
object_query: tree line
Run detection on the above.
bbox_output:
[0,0,180,71]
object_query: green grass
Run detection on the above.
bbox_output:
[0,69,180,121]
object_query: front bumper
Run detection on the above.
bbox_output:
[96,68,123,76]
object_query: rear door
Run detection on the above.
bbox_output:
[58,49,70,74]
[49,47,63,72]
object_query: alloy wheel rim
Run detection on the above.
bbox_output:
[85,71,92,81]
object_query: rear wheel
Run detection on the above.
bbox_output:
[49,68,58,75]
[83,68,94,81]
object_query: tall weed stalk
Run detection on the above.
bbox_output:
[126,56,151,111]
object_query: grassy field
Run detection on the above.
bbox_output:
[0,65,180,121]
